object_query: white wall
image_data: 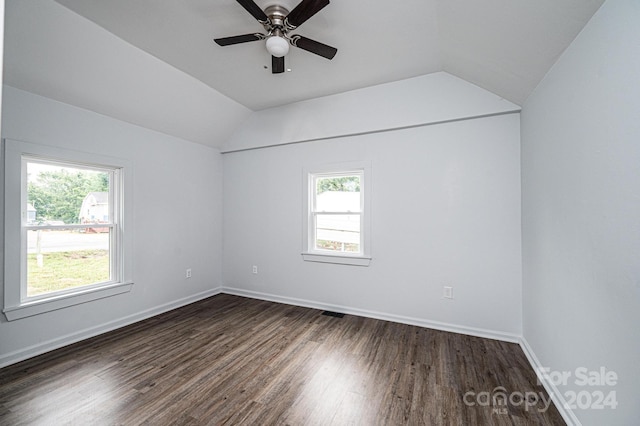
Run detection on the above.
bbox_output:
[223,102,522,338]
[0,86,223,366]
[223,72,519,152]
[521,1,640,424]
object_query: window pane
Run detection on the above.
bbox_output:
[27,162,110,225]
[27,229,111,297]
[315,175,361,212]
[315,214,360,253]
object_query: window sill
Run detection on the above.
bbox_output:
[3,281,134,321]
[302,252,372,266]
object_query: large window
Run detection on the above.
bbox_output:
[302,162,371,266]
[25,158,117,299]
[3,139,132,321]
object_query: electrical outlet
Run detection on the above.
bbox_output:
[252,265,258,274]
[443,286,453,299]
[186,268,192,278]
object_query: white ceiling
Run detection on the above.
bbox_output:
[52,0,604,110]
[3,0,251,147]
[3,0,604,148]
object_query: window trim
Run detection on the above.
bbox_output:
[3,139,133,321]
[302,161,372,266]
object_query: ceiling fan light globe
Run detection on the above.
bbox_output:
[266,36,289,57]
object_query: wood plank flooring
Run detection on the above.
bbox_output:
[0,294,565,425]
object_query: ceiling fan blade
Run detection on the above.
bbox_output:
[272,56,285,74]
[214,33,264,46]
[293,36,337,60]
[285,0,330,29]
[236,0,269,23]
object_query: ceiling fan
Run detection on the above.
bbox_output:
[214,0,337,74]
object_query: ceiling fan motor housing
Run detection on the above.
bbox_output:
[264,5,289,30]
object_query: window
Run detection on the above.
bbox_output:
[25,159,116,298]
[3,139,133,321]
[302,162,371,266]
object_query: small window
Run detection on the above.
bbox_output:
[3,139,133,321]
[312,172,363,253]
[302,163,371,266]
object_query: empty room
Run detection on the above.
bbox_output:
[0,0,638,425]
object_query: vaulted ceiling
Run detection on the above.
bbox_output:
[3,0,604,146]
[56,0,604,110]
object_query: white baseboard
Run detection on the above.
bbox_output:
[222,286,521,343]
[0,287,223,369]
[519,337,581,426]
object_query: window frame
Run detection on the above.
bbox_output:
[302,161,372,266]
[3,139,133,321]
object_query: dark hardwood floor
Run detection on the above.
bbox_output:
[0,294,564,425]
